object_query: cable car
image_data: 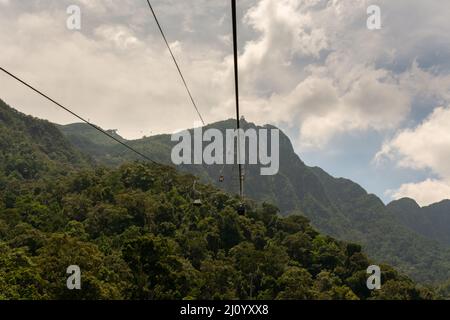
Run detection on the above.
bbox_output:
[192,180,202,207]
[237,203,246,215]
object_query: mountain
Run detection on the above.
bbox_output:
[0,100,433,300]
[58,119,450,284]
[388,198,450,246]
[0,99,89,184]
[57,122,173,166]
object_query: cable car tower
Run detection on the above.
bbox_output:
[231,0,246,214]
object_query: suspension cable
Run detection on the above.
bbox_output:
[0,67,159,165]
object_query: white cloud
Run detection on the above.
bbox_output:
[2,0,450,204]
[297,61,410,148]
[94,25,141,50]
[377,107,450,204]
[238,53,411,148]
[1,0,448,145]
[399,61,450,103]
[377,107,450,176]
[0,4,233,138]
[232,0,419,149]
[387,179,450,207]
[74,0,137,15]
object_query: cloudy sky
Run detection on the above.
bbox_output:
[1,0,450,206]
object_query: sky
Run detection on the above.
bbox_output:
[1,0,450,206]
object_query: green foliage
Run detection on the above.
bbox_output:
[0,163,434,300]
[0,100,442,299]
[58,118,450,285]
[0,100,89,183]
[388,198,450,247]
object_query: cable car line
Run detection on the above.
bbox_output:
[3,2,245,212]
[145,0,206,126]
[0,67,159,165]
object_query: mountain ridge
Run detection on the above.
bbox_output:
[56,118,450,284]
[0,98,435,299]
[388,198,450,247]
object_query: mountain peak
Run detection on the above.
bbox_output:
[388,197,421,210]
[424,199,450,210]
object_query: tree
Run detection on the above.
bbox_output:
[276,267,313,300]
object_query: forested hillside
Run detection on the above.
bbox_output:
[0,161,435,299]
[0,99,439,299]
[58,119,450,284]
[388,198,450,247]
[0,99,89,182]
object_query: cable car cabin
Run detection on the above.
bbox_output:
[193,199,202,207]
[219,175,224,183]
[237,203,246,215]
